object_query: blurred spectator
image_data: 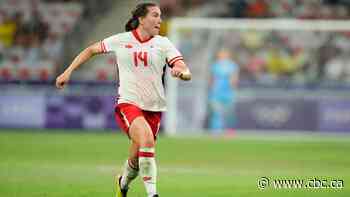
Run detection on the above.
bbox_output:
[0,0,83,81]
[26,10,49,44]
[160,0,184,19]
[25,35,41,64]
[243,49,266,81]
[222,0,350,19]
[208,49,239,134]
[42,31,63,64]
[265,45,291,78]
[228,0,248,18]
[245,0,271,18]
[325,53,346,81]
[0,13,16,48]
[315,36,338,81]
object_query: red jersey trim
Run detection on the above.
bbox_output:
[132,29,154,43]
[168,56,184,65]
[170,58,184,66]
[168,56,183,64]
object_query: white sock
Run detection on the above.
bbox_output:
[120,159,139,189]
[138,147,157,196]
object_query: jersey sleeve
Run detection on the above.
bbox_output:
[100,34,120,53]
[163,37,183,67]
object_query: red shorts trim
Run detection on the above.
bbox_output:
[114,103,162,139]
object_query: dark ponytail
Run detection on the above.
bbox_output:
[125,2,158,31]
[125,17,139,32]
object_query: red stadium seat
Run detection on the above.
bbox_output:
[18,67,31,80]
[96,69,108,81]
[39,68,49,81]
[0,67,12,80]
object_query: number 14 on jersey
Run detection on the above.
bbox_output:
[133,51,148,67]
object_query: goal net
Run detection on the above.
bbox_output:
[164,18,350,135]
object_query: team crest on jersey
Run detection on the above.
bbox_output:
[125,44,133,49]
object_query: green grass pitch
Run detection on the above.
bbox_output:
[0,130,349,197]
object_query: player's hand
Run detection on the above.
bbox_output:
[179,68,191,81]
[171,67,191,81]
[55,71,71,89]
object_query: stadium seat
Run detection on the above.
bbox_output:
[17,67,30,80]
[0,67,12,80]
[38,68,49,81]
[96,68,108,81]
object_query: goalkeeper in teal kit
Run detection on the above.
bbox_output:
[208,49,239,134]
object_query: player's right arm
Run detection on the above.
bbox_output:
[56,42,103,89]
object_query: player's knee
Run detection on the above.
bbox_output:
[131,127,154,147]
[130,118,155,147]
[140,135,155,147]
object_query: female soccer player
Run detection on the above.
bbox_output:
[55,2,191,197]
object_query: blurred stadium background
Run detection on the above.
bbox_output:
[0,0,350,196]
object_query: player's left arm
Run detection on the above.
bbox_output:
[171,59,192,81]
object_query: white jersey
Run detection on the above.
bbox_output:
[101,30,183,111]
